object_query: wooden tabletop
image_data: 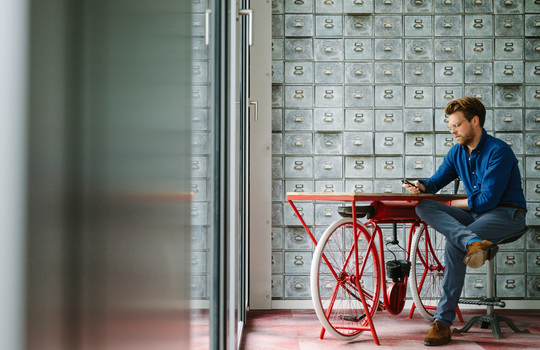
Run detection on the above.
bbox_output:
[286,192,467,202]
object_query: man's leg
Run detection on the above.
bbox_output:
[415,200,476,249]
[432,241,467,327]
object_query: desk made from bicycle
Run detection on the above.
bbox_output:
[287,192,466,345]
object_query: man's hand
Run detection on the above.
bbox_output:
[402,180,426,194]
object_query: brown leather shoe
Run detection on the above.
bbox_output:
[424,321,451,346]
[463,240,498,269]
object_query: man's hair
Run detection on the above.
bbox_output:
[445,96,486,127]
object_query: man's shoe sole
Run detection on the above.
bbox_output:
[424,338,451,346]
[464,245,499,268]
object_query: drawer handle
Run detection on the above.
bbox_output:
[293,67,304,75]
[294,282,304,290]
[444,0,453,5]
[474,66,483,75]
[384,20,393,29]
[535,44,540,52]
[294,161,304,170]
[324,208,333,216]
[474,279,484,289]
[355,161,365,170]
[414,67,423,75]
[444,19,453,29]
[504,43,514,52]
[294,257,304,265]
[293,139,304,147]
[324,140,334,147]
[324,22,334,29]
[323,186,334,193]
[324,282,334,290]
[473,19,483,29]
[414,44,424,53]
[293,209,304,217]
[354,69,364,76]
[413,20,424,29]
[535,90,540,99]
[294,19,304,28]
[294,0,304,4]
[443,44,454,52]
[294,114,304,122]
[504,19,513,29]
[383,138,394,147]
[192,161,200,170]
[384,113,394,122]
[294,91,304,99]
[505,280,516,289]
[503,0,514,6]
[414,0,424,4]
[354,185,364,193]
[384,161,395,170]
[354,90,363,99]
[324,93,334,99]
[354,43,364,52]
[444,139,454,147]
[354,114,365,122]
[504,137,514,146]
[504,67,514,75]
[474,0,483,4]
[505,257,516,265]
[384,0,393,5]
[503,114,513,123]
[384,90,394,99]
[324,46,334,53]
[536,211,540,217]
[294,234,304,241]
[473,43,484,52]
[324,115,334,122]
[536,20,540,28]
[354,137,363,146]
[324,162,333,170]
[294,45,304,52]
[414,138,425,147]
[535,257,540,266]
[414,92,424,99]
[443,67,454,75]
[474,91,484,100]
[504,93,514,100]
[383,68,393,76]
[415,161,424,169]
[324,68,333,75]
[384,43,393,51]
[413,114,423,122]
[354,0,365,4]
[384,185,393,193]
[191,257,199,265]
[355,22,364,29]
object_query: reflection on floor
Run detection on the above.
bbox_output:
[241,308,540,350]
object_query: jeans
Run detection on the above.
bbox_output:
[415,199,526,327]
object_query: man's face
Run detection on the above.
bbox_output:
[448,111,476,147]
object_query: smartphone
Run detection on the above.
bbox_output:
[401,179,424,193]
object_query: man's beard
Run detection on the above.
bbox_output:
[455,128,475,146]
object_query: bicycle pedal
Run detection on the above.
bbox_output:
[339,314,366,323]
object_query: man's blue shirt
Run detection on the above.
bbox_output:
[419,129,526,213]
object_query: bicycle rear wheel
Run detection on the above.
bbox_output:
[408,224,445,321]
[310,218,381,341]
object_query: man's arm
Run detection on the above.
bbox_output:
[447,198,469,210]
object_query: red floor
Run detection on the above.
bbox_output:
[240,308,540,349]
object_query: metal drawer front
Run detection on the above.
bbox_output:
[375,156,403,178]
[405,86,433,108]
[285,0,313,13]
[345,85,374,108]
[343,131,374,155]
[375,132,404,154]
[434,0,462,13]
[434,38,463,61]
[375,0,403,14]
[284,276,311,299]
[404,109,433,132]
[344,0,374,13]
[405,39,433,61]
[314,133,343,154]
[284,252,312,274]
[314,180,343,193]
[284,133,313,155]
[495,132,523,155]
[526,110,540,131]
[344,15,373,37]
[284,61,313,84]
[345,109,374,130]
[464,86,493,107]
[525,14,540,37]
[525,62,540,84]
[375,62,403,84]
[345,180,374,193]
[526,86,540,108]
[494,61,524,84]
[285,180,314,195]
[494,109,522,132]
[315,15,343,37]
[344,38,373,60]
[345,62,373,84]
[494,86,523,108]
[285,15,314,37]
[525,133,540,155]
[375,110,403,131]
[315,203,342,226]
[284,109,313,131]
[315,62,344,84]
[345,156,374,178]
[464,62,493,84]
[285,86,314,108]
[314,156,343,178]
[405,156,434,178]
[405,62,433,84]
[283,202,314,226]
[314,108,344,131]
[525,39,540,61]
[495,252,525,274]
[374,39,403,60]
[495,38,523,60]
[435,15,463,37]
[496,275,525,298]
[284,39,313,60]
[405,1,432,15]
[464,38,493,61]
[464,0,492,13]
[374,15,403,37]
[315,0,344,14]
[284,156,313,178]
[314,38,344,61]
[434,86,462,108]
[405,134,433,155]
[272,109,282,133]
[495,14,524,37]
[464,15,493,37]
[284,227,311,250]
[404,15,432,36]
[494,0,523,14]
[375,86,404,107]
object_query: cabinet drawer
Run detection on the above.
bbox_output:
[375,86,403,107]
[525,110,540,131]
[374,39,403,60]
[375,156,403,178]
[464,86,493,107]
[405,86,433,108]
[345,86,374,108]
[434,38,463,61]
[285,180,314,195]
[435,15,463,37]
[494,61,524,84]
[375,133,404,154]
[284,227,313,250]
[464,14,492,36]
[526,86,540,108]
[525,14,540,37]
[404,109,433,132]
[315,62,343,84]
[314,108,344,131]
[315,203,342,226]
[374,62,403,84]
[405,134,433,155]
[284,61,313,84]
[314,86,344,108]
[284,133,313,154]
[435,62,463,84]
[344,15,373,37]
[375,110,403,131]
[284,275,311,299]
[525,133,540,155]
[494,109,522,132]
[343,132,374,155]
[283,202,314,226]
[344,38,373,60]
[314,156,343,178]
[405,63,433,84]
[464,62,493,84]
[496,275,525,298]
[495,132,523,154]
[284,86,314,108]
[405,39,433,61]
[374,15,403,37]
[405,156,434,179]
[316,0,343,14]
[315,180,343,194]
[434,86,463,108]
[495,14,524,37]
[315,15,343,37]
[345,62,373,84]
[284,156,313,178]
[345,110,373,131]
[494,38,523,60]
[285,15,314,37]
[284,38,313,60]
[314,133,343,154]
[495,252,525,274]
[284,109,313,131]
[404,15,432,36]
[464,38,493,61]
[345,156,374,178]
[314,38,344,61]
[345,180,374,194]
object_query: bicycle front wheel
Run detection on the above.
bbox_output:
[408,224,446,321]
[310,218,381,341]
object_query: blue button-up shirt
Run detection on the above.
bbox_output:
[419,129,526,213]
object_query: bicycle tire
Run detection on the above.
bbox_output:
[408,224,446,321]
[310,218,381,341]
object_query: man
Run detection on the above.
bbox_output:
[402,97,527,346]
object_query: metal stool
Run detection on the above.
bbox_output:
[453,228,530,338]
